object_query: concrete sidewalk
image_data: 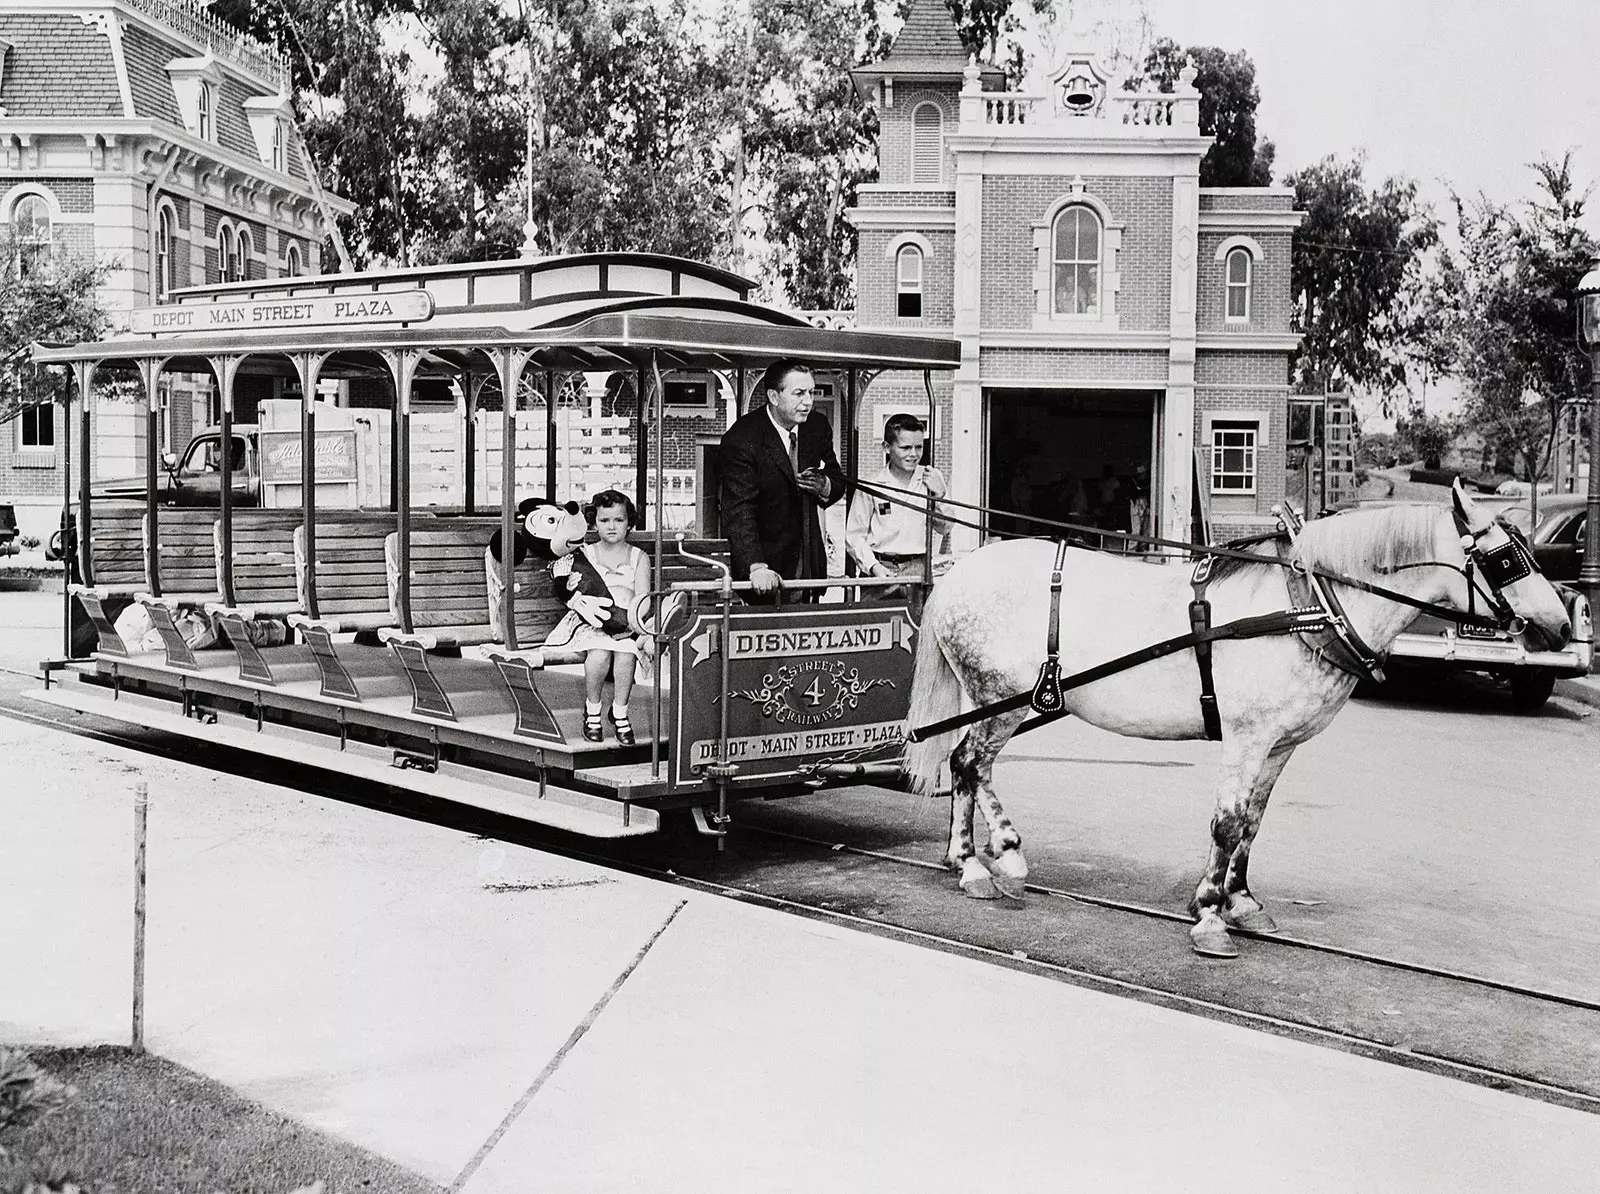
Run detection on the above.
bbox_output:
[3,701,1599,1191]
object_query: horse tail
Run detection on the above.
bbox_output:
[904,610,961,795]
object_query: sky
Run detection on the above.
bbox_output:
[1136,0,1600,229]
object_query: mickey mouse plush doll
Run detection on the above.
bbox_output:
[488,497,631,636]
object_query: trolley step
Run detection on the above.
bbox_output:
[25,682,659,839]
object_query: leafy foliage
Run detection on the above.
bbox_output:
[1285,154,1439,396]
[1428,154,1596,489]
[1131,38,1274,186]
[0,242,107,426]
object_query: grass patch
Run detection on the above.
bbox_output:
[1,1046,441,1194]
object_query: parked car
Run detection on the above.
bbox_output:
[1497,493,1588,583]
[1382,493,1593,712]
[0,502,18,556]
[91,425,262,506]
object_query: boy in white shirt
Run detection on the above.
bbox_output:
[846,413,950,596]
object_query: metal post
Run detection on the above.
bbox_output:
[1580,365,1600,644]
[77,360,95,589]
[386,350,419,635]
[464,373,479,515]
[144,362,161,596]
[650,354,665,778]
[61,369,76,655]
[131,780,148,1054]
[293,353,327,619]
[214,358,237,604]
[634,367,648,528]
[545,369,557,503]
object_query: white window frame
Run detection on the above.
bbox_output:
[896,245,923,318]
[272,119,286,173]
[10,193,52,277]
[196,81,214,142]
[1210,420,1259,496]
[235,227,252,282]
[1051,205,1102,318]
[284,241,301,278]
[1225,247,1252,323]
[18,401,55,450]
[911,101,944,184]
[155,203,176,302]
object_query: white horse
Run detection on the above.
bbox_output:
[903,482,1573,957]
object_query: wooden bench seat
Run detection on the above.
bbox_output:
[70,502,149,655]
[206,510,306,684]
[288,511,405,700]
[152,508,223,604]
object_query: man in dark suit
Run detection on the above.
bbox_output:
[719,359,846,602]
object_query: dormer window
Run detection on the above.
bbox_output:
[196,83,214,140]
[272,120,286,172]
[167,54,224,141]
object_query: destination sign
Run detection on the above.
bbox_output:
[130,289,434,335]
[671,605,918,787]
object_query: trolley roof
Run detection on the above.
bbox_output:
[32,253,960,376]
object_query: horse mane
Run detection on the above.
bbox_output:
[1207,504,1445,583]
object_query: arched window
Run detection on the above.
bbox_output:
[896,245,923,318]
[1052,205,1100,316]
[235,228,252,281]
[912,103,943,184]
[284,242,301,278]
[11,194,52,276]
[155,206,175,302]
[196,83,214,141]
[1225,247,1252,322]
[218,223,237,283]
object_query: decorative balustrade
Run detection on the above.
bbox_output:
[121,0,289,89]
[983,95,1041,126]
[1114,94,1178,127]
[795,310,856,331]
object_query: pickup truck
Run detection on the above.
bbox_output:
[91,425,262,507]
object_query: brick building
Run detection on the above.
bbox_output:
[0,0,349,538]
[849,0,1303,545]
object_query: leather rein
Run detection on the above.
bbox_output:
[903,504,1535,746]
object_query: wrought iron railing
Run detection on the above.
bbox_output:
[120,0,288,89]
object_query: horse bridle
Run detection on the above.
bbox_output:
[1386,510,1538,633]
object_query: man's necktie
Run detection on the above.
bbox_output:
[787,428,800,474]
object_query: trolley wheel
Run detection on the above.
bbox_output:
[1508,670,1555,713]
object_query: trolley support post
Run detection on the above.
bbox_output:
[75,358,95,589]
[383,349,423,634]
[290,352,331,619]
[923,368,937,595]
[677,535,735,846]
[544,369,556,503]
[634,366,648,529]
[489,348,533,650]
[649,353,665,778]
[210,354,242,604]
[464,370,485,515]
[136,356,168,596]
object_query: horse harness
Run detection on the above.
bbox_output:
[906,508,1535,747]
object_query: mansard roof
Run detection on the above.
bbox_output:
[0,0,309,183]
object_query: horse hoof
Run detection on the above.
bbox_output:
[959,858,1000,900]
[989,850,1028,900]
[1190,921,1239,959]
[1225,907,1279,934]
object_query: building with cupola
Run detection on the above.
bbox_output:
[849,0,1304,546]
[0,0,350,539]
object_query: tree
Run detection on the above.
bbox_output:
[0,241,107,426]
[1430,154,1596,508]
[1285,154,1439,397]
[1131,38,1273,186]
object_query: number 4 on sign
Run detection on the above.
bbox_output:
[803,676,827,706]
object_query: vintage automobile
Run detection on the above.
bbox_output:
[91,426,261,507]
[0,501,19,556]
[1382,493,1593,711]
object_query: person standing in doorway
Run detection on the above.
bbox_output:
[719,359,846,603]
[846,412,950,596]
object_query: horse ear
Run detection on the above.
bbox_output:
[1451,477,1475,525]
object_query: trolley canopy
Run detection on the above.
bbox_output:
[33,259,960,377]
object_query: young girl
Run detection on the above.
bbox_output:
[546,489,651,744]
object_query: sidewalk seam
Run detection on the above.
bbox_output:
[446,898,689,1193]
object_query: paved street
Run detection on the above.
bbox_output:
[2,586,1599,1189]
